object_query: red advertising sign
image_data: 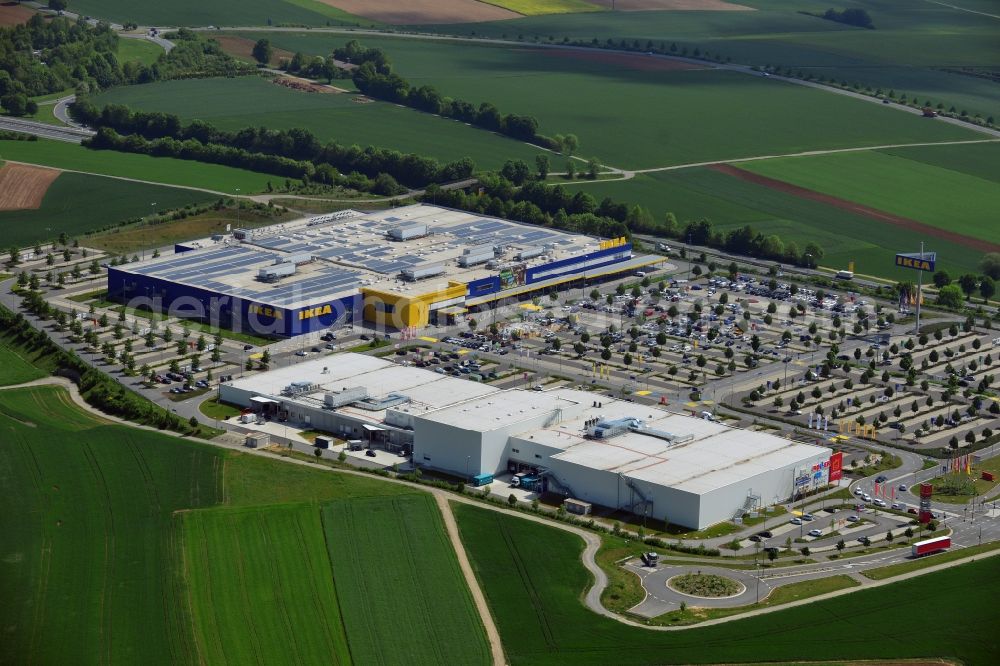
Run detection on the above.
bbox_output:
[828,451,844,483]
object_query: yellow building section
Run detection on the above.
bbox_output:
[361,282,467,329]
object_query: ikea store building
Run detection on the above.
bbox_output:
[106,205,662,338]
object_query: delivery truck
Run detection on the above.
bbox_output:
[911,535,950,557]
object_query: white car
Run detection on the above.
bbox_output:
[853,488,864,496]
[790,517,803,525]
[808,529,823,538]
[862,493,872,502]
[873,499,887,507]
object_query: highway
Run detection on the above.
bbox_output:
[0,117,93,143]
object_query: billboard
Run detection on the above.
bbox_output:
[828,451,844,483]
[895,252,936,272]
[499,263,526,291]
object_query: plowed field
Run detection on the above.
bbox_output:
[0,164,60,210]
[0,2,34,25]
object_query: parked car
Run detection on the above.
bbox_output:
[757,530,773,539]
[801,513,814,521]
[243,344,254,351]
[790,517,803,525]
[365,449,377,457]
[847,515,860,522]
[891,502,903,510]
[857,536,871,546]
[875,475,888,483]
[808,529,823,538]
[295,350,307,356]
[873,499,887,508]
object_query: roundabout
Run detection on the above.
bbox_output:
[666,573,746,599]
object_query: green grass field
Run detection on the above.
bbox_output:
[0,171,216,248]
[321,495,491,665]
[420,0,1000,118]
[68,0,369,27]
[0,138,275,193]
[116,37,165,65]
[182,504,353,664]
[454,502,1000,666]
[0,379,463,664]
[0,346,45,386]
[563,165,983,278]
[91,76,547,170]
[0,385,223,664]
[249,33,979,170]
[739,148,1000,244]
[181,491,490,665]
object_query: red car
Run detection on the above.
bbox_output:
[907,508,918,514]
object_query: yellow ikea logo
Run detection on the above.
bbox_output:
[895,256,933,271]
[249,304,283,319]
[299,304,333,320]
[599,236,628,250]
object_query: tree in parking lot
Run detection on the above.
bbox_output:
[246,358,254,371]
[836,539,845,552]
[507,494,517,507]
[958,274,979,300]
[767,549,777,563]
[981,277,996,303]
[260,349,271,367]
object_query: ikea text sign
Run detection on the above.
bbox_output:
[895,252,936,272]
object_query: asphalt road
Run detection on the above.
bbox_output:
[0,117,92,143]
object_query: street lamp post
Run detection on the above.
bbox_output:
[146,202,156,260]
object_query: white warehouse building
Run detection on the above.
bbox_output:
[413,388,832,529]
[220,354,833,529]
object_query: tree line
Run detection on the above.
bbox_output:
[819,8,874,29]
[317,40,575,153]
[426,160,825,268]
[70,101,475,190]
[0,17,253,116]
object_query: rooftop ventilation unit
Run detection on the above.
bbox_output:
[352,393,411,411]
[282,380,317,396]
[388,223,427,241]
[323,386,369,408]
[515,247,544,261]
[587,416,693,444]
[257,262,296,282]
[402,264,445,281]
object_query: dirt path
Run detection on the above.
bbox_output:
[630,138,1000,175]
[710,162,1000,253]
[433,495,507,665]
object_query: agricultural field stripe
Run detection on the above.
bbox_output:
[710,163,1000,253]
[3,160,234,198]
